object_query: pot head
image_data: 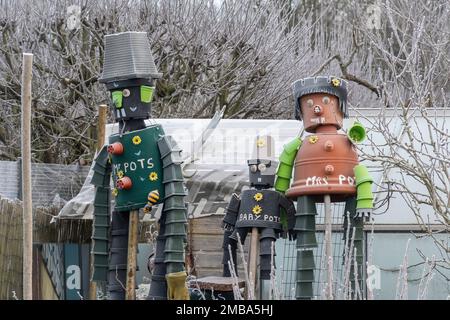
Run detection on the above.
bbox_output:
[292,76,348,132]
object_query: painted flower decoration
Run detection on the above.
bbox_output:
[117,170,124,179]
[112,188,119,197]
[309,135,319,144]
[256,138,266,148]
[252,205,262,215]
[332,78,341,87]
[149,172,158,181]
[132,135,142,145]
[254,193,263,202]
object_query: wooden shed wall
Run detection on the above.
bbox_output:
[188,214,248,278]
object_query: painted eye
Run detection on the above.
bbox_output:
[306,99,314,107]
[258,163,267,172]
[250,165,258,172]
[123,89,130,97]
[322,96,330,104]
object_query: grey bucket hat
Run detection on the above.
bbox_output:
[292,76,348,120]
[99,31,162,83]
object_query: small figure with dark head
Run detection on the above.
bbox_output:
[221,136,295,287]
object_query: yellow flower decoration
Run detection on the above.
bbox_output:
[332,78,341,87]
[254,193,263,202]
[132,135,142,145]
[149,172,158,181]
[112,188,118,197]
[252,205,262,215]
[256,138,266,148]
[309,135,319,144]
[117,170,124,179]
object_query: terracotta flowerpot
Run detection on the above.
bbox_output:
[286,133,358,201]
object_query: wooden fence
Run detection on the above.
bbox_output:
[0,196,23,299]
[188,214,248,278]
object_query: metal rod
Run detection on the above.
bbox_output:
[324,194,333,299]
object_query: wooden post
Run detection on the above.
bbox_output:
[248,227,259,299]
[89,104,108,300]
[97,104,108,149]
[21,53,33,300]
[324,194,333,299]
[125,210,139,300]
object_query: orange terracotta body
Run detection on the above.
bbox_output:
[286,93,358,201]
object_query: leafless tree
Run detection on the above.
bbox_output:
[0,0,340,164]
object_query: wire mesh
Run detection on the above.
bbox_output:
[276,201,366,299]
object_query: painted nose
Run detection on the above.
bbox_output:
[116,177,132,190]
[107,142,124,155]
[313,105,323,115]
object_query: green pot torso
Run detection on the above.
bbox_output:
[109,124,165,211]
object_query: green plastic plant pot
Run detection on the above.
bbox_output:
[94,214,110,226]
[356,183,373,198]
[164,237,186,252]
[92,267,108,282]
[296,270,315,282]
[352,253,364,263]
[94,147,110,169]
[351,228,364,241]
[296,286,313,299]
[94,187,110,204]
[296,251,315,270]
[93,239,108,252]
[164,223,187,236]
[354,165,373,185]
[91,171,111,187]
[356,194,373,209]
[94,204,110,215]
[140,85,154,103]
[93,226,109,238]
[348,121,366,144]
[164,182,187,197]
[296,196,317,214]
[163,196,186,211]
[277,163,293,179]
[275,177,290,192]
[165,209,188,223]
[294,215,316,231]
[162,151,184,168]
[93,252,109,266]
[295,231,317,249]
[164,252,185,263]
[357,200,372,210]
[280,137,302,163]
[158,136,181,159]
[163,165,184,183]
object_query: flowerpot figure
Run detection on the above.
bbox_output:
[221,137,296,295]
[275,76,374,299]
[90,32,189,300]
